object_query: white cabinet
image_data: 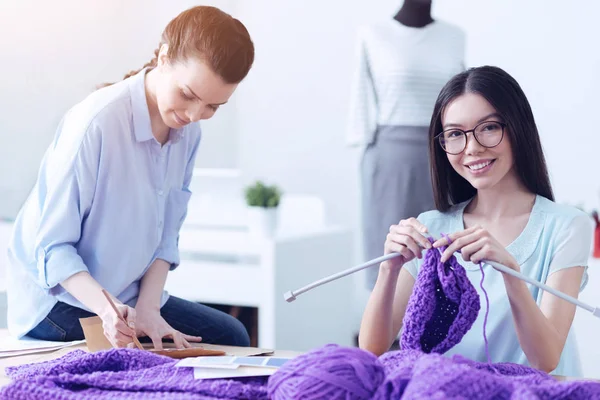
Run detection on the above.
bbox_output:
[0,220,11,329]
[165,225,356,352]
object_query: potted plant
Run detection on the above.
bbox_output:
[244,181,282,237]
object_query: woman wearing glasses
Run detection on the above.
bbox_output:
[359,66,593,377]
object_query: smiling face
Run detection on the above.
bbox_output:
[441,92,517,191]
[154,47,238,128]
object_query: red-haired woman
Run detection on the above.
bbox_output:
[8,6,254,349]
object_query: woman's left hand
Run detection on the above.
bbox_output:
[134,306,203,350]
[432,225,520,272]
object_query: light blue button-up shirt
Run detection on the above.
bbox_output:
[7,69,201,337]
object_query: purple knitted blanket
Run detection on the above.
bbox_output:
[376,348,600,399]
[1,349,269,399]
[4,346,599,399]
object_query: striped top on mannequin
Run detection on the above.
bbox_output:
[346,19,466,146]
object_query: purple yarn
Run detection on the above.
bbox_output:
[268,344,385,400]
[478,260,493,364]
[267,345,600,400]
[0,348,269,399]
[439,232,493,364]
[400,236,480,354]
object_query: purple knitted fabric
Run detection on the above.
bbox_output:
[8,347,600,400]
[267,345,600,399]
[375,348,600,399]
[0,349,269,399]
[400,237,480,353]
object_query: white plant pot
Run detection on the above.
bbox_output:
[247,206,279,238]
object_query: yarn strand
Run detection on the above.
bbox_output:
[440,233,493,365]
[477,261,492,365]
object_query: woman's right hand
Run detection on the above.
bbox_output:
[382,218,432,271]
[100,303,137,348]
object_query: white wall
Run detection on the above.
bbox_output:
[234,0,400,267]
[234,1,402,323]
[0,0,239,220]
[434,0,600,211]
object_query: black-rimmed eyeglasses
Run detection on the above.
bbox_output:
[435,121,506,155]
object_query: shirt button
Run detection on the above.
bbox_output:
[159,221,163,228]
[158,190,164,196]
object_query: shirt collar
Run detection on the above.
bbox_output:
[128,68,185,144]
[170,128,185,144]
[454,195,543,270]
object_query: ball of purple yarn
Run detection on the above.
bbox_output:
[267,344,385,400]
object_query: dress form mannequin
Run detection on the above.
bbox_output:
[394,0,433,28]
[347,1,466,289]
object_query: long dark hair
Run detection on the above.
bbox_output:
[429,66,554,212]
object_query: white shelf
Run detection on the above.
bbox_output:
[167,259,266,308]
[166,224,356,352]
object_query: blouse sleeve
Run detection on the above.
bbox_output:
[403,258,419,280]
[31,114,101,294]
[346,27,378,147]
[548,213,594,291]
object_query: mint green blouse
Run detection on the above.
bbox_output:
[403,195,594,377]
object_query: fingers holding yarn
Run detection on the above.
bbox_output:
[400,217,428,234]
[386,233,423,260]
[391,223,432,250]
[439,230,482,263]
[433,225,481,249]
[460,237,489,263]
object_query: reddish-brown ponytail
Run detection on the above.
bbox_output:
[99,6,254,88]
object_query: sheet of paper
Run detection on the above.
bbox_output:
[193,366,276,380]
[0,336,85,358]
[176,356,293,369]
[188,344,275,357]
[0,346,71,359]
[177,356,236,367]
[194,364,240,370]
[0,336,85,352]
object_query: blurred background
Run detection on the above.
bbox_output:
[1,0,599,377]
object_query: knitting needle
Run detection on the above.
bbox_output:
[283,250,600,319]
[101,289,145,350]
[283,253,402,302]
[429,245,600,317]
[484,260,600,317]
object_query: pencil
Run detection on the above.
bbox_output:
[101,289,144,350]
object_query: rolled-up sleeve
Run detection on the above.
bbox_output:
[156,132,201,269]
[33,116,100,293]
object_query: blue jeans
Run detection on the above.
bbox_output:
[27,296,250,347]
